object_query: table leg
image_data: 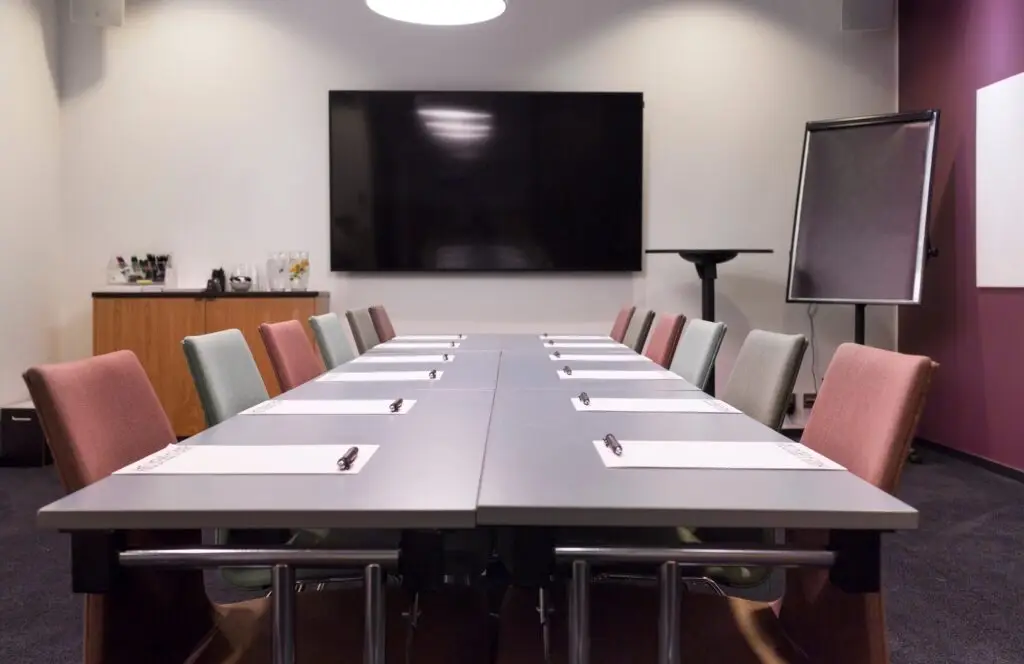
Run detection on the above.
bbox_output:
[568,560,591,664]
[272,564,296,664]
[364,563,386,664]
[659,561,681,664]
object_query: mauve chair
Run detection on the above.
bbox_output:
[609,306,636,343]
[258,320,324,392]
[643,313,686,368]
[496,343,937,664]
[21,351,374,664]
[369,304,397,342]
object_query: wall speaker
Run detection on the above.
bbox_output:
[70,0,125,27]
[842,0,894,31]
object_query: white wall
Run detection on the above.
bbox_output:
[0,0,60,404]
[58,0,897,397]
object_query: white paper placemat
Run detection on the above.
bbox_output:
[538,335,612,341]
[544,342,625,349]
[549,354,647,362]
[379,342,460,349]
[318,371,443,382]
[116,444,379,475]
[241,399,416,415]
[352,354,454,364]
[393,335,465,341]
[572,398,739,413]
[592,440,844,470]
[557,370,680,381]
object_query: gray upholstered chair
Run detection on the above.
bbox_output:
[346,308,381,354]
[309,312,356,368]
[720,329,808,430]
[669,319,728,390]
[182,329,268,427]
[621,309,655,353]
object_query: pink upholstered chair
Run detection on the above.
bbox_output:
[258,320,324,392]
[642,314,686,368]
[609,306,635,343]
[368,305,397,342]
[496,343,937,664]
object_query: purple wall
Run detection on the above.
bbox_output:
[899,0,1024,470]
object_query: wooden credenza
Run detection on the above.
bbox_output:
[93,291,330,437]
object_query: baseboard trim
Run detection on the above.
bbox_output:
[914,437,1024,484]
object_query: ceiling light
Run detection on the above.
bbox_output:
[366,0,507,26]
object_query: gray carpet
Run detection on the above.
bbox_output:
[2,450,1022,663]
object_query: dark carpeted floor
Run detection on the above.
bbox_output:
[2,449,1023,663]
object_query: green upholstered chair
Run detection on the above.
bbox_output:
[669,319,728,390]
[182,329,268,428]
[621,308,655,353]
[346,308,381,355]
[309,312,356,369]
[720,329,808,430]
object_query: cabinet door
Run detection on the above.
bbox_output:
[93,297,207,437]
[204,298,319,396]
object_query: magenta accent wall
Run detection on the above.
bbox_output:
[899,0,1024,470]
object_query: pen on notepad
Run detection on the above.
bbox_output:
[450,341,457,347]
[443,353,450,361]
[389,398,403,413]
[337,446,359,470]
[429,369,438,379]
[563,365,572,376]
[578,392,590,406]
[603,434,622,456]
[553,350,561,358]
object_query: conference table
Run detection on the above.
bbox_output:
[37,332,918,664]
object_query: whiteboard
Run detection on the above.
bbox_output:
[787,112,938,304]
[977,72,1024,288]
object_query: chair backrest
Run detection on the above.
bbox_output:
[346,308,381,354]
[609,306,636,343]
[258,320,324,392]
[182,329,269,427]
[719,330,807,430]
[669,319,727,389]
[780,344,937,664]
[368,305,397,342]
[642,314,686,368]
[23,350,176,492]
[622,309,655,352]
[309,312,356,369]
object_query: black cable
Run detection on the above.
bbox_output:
[807,304,819,392]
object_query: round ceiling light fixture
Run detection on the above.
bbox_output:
[366,0,507,26]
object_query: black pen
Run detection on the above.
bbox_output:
[337,446,359,470]
[389,398,403,413]
[443,353,449,361]
[563,365,572,376]
[603,434,622,456]
[450,341,457,347]
[542,332,548,338]
[429,369,438,379]
[553,350,561,358]
[547,340,555,346]
[579,392,590,406]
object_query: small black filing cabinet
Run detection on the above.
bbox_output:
[0,400,52,467]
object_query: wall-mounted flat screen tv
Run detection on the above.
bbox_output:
[329,91,644,272]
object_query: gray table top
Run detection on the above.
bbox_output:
[38,332,918,534]
[371,333,625,354]
[37,389,496,530]
[476,390,918,530]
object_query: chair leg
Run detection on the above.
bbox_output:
[403,592,420,664]
[680,576,727,597]
[537,587,553,663]
[272,565,296,664]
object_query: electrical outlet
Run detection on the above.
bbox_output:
[786,393,797,416]
[803,393,817,411]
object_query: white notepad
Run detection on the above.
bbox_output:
[549,354,646,362]
[379,342,460,349]
[557,370,680,381]
[572,398,739,413]
[592,440,844,471]
[240,399,417,416]
[318,371,443,382]
[352,354,454,364]
[539,335,612,341]
[393,335,465,341]
[115,444,379,475]
[544,342,625,349]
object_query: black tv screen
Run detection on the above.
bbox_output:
[329,91,644,272]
